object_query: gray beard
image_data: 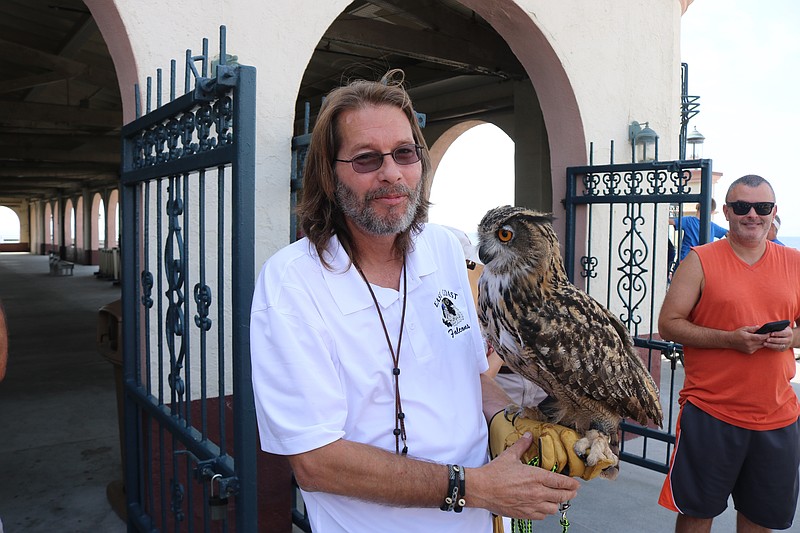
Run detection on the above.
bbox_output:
[335,179,421,235]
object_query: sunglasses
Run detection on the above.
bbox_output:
[335,144,422,173]
[726,201,775,216]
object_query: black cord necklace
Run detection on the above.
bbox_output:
[354,257,409,455]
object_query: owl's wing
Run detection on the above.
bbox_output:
[510,283,662,427]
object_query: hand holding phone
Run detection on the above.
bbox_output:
[754,320,790,334]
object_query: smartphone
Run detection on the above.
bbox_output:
[754,320,790,334]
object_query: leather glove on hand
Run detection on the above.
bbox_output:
[488,409,614,481]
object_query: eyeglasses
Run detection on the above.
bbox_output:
[335,144,422,173]
[726,201,775,216]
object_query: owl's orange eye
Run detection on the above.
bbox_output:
[497,228,513,242]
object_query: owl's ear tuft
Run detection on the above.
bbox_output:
[517,212,556,226]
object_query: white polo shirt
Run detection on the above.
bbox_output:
[250,223,491,532]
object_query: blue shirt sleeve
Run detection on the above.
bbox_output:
[711,221,728,239]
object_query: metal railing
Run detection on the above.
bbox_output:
[120,26,257,531]
[565,143,712,472]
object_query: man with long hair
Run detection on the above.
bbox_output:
[250,70,580,532]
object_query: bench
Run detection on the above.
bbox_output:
[48,253,59,274]
[49,254,74,276]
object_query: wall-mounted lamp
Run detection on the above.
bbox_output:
[686,126,705,159]
[628,120,658,162]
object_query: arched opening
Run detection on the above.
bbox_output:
[115,202,120,248]
[428,122,514,244]
[98,198,106,249]
[64,199,76,261]
[49,201,60,253]
[44,203,53,247]
[90,192,103,252]
[295,0,584,246]
[0,1,124,256]
[0,206,21,243]
[75,196,85,260]
[64,199,74,247]
[107,189,119,248]
[460,0,587,244]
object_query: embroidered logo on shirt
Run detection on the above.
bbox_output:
[433,289,471,338]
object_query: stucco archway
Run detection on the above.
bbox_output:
[75,196,85,258]
[83,1,138,124]
[297,1,586,245]
[90,192,103,253]
[64,199,74,247]
[50,201,60,253]
[457,0,586,241]
[107,189,119,248]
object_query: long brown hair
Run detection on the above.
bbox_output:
[296,69,432,269]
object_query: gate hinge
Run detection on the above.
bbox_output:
[194,64,239,101]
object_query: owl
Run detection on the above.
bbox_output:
[476,206,663,476]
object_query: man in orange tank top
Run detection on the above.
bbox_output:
[657,174,800,532]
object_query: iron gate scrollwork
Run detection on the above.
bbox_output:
[565,150,714,473]
[120,27,257,530]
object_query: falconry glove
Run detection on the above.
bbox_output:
[488,409,614,481]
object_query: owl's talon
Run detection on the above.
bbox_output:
[573,429,619,468]
[503,404,524,425]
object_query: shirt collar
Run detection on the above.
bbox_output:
[319,230,437,315]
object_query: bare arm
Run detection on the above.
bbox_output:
[659,252,789,354]
[480,368,515,421]
[289,439,446,508]
[288,373,579,520]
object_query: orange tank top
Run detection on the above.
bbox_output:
[680,239,800,430]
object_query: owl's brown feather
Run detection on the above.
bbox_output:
[477,206,663,445]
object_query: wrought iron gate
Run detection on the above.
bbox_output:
[565,147,715,472]
[120,27,258,530]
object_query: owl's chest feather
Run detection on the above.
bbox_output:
[479,270,551,362]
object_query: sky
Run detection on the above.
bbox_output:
[428,123,515,241]
[430,0,800,245]
[0,206,19,243]
[681,0,800,238]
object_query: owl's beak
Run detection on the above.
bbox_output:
[478,244,494,265]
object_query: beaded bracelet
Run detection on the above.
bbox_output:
[440,464,466,512]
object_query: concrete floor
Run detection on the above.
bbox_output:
[0,252,797,533]
[0,253,125,533]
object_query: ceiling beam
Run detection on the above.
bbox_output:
[0,177,89,188]
[0,146,119,164]
[0,101,122,129]
[76,66,120,93]
[1,38,87,77]
[0,71,70,94]
[368,0,480,37]
[410,76,513,110]
[24,13,99,101]
[0,162,117,179]
[325,15,524,78]
[0,191,49,200]
[0,132,119,149]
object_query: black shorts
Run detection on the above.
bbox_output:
[661,401,800,530]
